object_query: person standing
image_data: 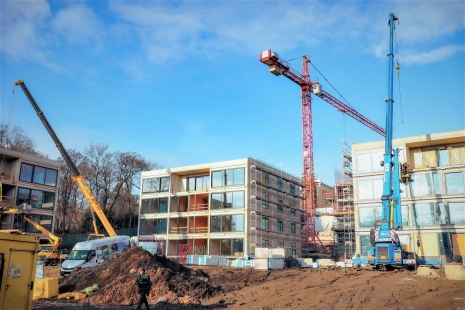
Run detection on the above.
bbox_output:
[135,267,150,310]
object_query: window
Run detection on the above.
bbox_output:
[141,198,168,214]
[290,208,296,216]
[410,173,433,197]
[261,217,269,230]
[445,172,465,194]
[139,219,167,235]
[16,187,55,210]
[290,242,296,256]
[262,195,269,209]
[358,205,382,228]
[188,175,210,191]
[215,238,243,256]
[262,239,269,246]
[413,202,447,226]
[290,183,296,194]
[277,199,283,212]
[300,214,305,223]
[19,163,57,187]
[22,214,53,233]
[277,241,284,247]
[357,179,383,200]
[277,220,284,232]
[19,164,33,182]
[210,191,244,209]
[142,177,170,193]
[210,214,244,232]
[356,151,384,173]
[211,168,245,187]
[277,178,283,190]
[449,202,465,224]
[360,236,372,256]
[412,145,465,168]
[290,223,296,234]
[262,173,270,185]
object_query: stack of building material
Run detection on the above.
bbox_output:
[298,258,313,268]
[254,247,270,270]
[269,248,285,269]
[188,255,228,266]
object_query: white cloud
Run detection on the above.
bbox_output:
[401,44,465,65]
[0,0,51,62]
[50,3,105,45]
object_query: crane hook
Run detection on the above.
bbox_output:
[396,62,400,77]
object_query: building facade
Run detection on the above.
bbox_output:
[138,158,304,259]
[0,147,60,239]
[352,130,465,262]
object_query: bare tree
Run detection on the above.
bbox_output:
[0,123,38,155]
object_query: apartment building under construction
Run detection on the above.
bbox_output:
[352,130,465,263]
[138,158,304,259]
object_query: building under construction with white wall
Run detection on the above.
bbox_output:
[138,158,305,259]
[352,130,465,263]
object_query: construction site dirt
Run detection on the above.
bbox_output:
[33,247,465,310]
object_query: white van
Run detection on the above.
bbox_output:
[60,236,130,277]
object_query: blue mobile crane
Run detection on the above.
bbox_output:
[354,13,441,270]
[367,12,404,270]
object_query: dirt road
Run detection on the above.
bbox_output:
[34,264,465,310]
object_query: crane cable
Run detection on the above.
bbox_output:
[309,61,354,110]
[394,26,404,124]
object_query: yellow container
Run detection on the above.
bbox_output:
[33,277,59,299]
[0,232,40,310]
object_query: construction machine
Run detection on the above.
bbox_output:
[23,214,64,265]
[14,80,118,239]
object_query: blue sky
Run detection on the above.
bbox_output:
[1,0,464,186]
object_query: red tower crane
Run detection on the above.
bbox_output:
[259,50,385,253]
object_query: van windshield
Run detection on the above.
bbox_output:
[68,250,89,260]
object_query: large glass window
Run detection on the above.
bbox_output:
[32,166,46,184]
[356,151,384,173]
[277,220,284,232]
[449,202,465,224]
[277,199,283,212]
[210,191,244,209]
[277,178,283,190]
[410,173,433,197]
[140,198,168,214]
[16,187,55,210]
[23,214,53,233]
[413,146,465,168]
[445,172,465,194]
[19,163,57,187]
[211,168,245,187]
[357,179,383,200]
[290,183,296,194]
[432,173,443,195]
[360,235,372,256]
[210,214,244,232]
[412,203,443,226]
[139,219,167,235]
[215,239,243,256]
[188,175,210,191]
[142,177,170,193]
[358,205,382,228]
[19,164,33,182]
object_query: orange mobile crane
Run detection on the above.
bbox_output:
[14,80,117,239]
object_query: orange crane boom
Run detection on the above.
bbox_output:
[259,50,385,253]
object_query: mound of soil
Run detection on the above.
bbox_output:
[59,247,220,306]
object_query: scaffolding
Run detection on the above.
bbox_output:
[332,139,355,260]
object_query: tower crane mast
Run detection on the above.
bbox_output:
[259,50,385,253]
